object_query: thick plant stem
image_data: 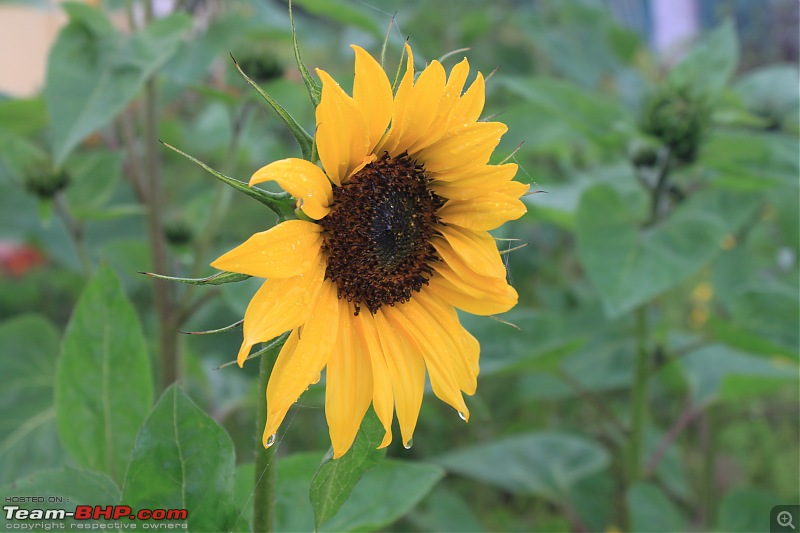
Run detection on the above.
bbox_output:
[627,305,649,483]
[253,343,281,533]
[141,0,177,389]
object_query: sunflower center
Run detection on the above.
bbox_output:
[319,153,445,315]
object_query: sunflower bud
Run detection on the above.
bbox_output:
[24,167,70,199]
[164,218,194,247]
[627,137,660,168]
[236,52,284,85]
[639,85,711,164]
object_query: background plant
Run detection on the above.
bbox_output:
[0,0,797,531]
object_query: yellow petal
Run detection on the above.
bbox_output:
[407,57,470,155]
[419,122,507,173]
[372,308,425,448]
[377,43,415,155]
[499,179,530,198]
[352,45,393,154]
[428,263,518,316]
[250,158,332,220]
[391,60,446,156]
[211,220,323,278]
[235,259,325,366]
[448,71,485,129]
[326,299,374,458]
[315,68,370,185]
[430,162,518,188]
[439,193,527,230]
[384,301,469,419]
[265,279,340,416]
[352,311,394,449]
[433,225,506,278]
[262,329,300,443]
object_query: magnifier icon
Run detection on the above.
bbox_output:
[778,510,795,530]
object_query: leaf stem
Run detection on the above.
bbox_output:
[627,305,650,483]
[253,341,282,533]
[53,194,92,277]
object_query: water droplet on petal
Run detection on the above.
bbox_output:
[403,438,413,450]
[265,434,276,448]
[311,373,321,385]
[458,411,467,421]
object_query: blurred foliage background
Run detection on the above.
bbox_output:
[0,0,798,531]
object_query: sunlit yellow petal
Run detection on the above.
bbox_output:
[377,43,414,155]
[430,162,518,187]
[235,259,325,366]
[263,329,300,442]
[266,279,339,416]
[448,71,485,129]
[407,57,470,155]
[433,225,506,278]
[390,60,446,156]
[352,312,394,448]
[428,263,518,316]
[372,308,425,448]
[315,69,371,185]
[352,45,393,153]
[439,193,527,230]
[419,122,507,173]
[326,299,374,458]
[211,220,322,278]
[249,158,332,220]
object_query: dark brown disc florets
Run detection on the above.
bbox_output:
[319,153,445,315]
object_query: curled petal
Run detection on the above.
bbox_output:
[250,158,332,220]
[433,225,506,279]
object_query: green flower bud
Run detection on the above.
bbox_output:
[236,52,284,84]
[639,84,711,164]
[627,137,660,168]
[164,219,193,247]
[24,167,70,199]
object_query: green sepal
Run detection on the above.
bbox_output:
[180,319,244,336]
[140,270,250,286]
[230,54,314,160]
[289,0,321,107]
[159,140,294,217]
[215,332,290,370]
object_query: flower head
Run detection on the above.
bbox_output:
[212,44,528,458]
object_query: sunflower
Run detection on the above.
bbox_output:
[212,44,528,458]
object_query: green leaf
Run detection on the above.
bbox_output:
[669,19,738,94]
[321,460,444,532]
[0,315,66,484]
[64,151,123,218]
[435,431,610,501]
[55,263,153,481]
[627,482,685,532]
[232,55,315,160]
[160,140,295,216]
[576,185,760,317]
[680,344,797,405]
[142,269,250,286]
[310,408,387,529]
[45,7,192,164]
[409,484,485,533]
[716,487,779,533]
[292,0,382,39]
[122,385,241,532]
[0,467,119,529]
[0,97,47,136]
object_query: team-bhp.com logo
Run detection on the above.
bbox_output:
[4,504,188,525]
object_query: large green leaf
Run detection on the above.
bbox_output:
[122,385,240,532]
[435,432,610,501]
[55,264,153,481]
[292,0,382,39]
[627,482,685,532]
[0,315,66,484]
[576,185,760,317]
[0,467,119,529]
[409,484,485,533]
[716,487,779,533]
[680,344,797,405]
[669,19,738,94]
[45,4,192,164]
[310,408,387,529]
[320,460,444,532]
[63,150,123,219]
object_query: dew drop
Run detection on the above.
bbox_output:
[311,373,321,385]
[265,434,276,448]
[458,411,467,421]
[403,438,413,450]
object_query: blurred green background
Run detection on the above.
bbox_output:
[0,0,798,531]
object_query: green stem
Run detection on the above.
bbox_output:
[53,194,92,277]
[627,305,649,484]
[253,341,282,533]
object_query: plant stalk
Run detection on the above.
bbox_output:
[627,305,649,483]
[253,342,281,533]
